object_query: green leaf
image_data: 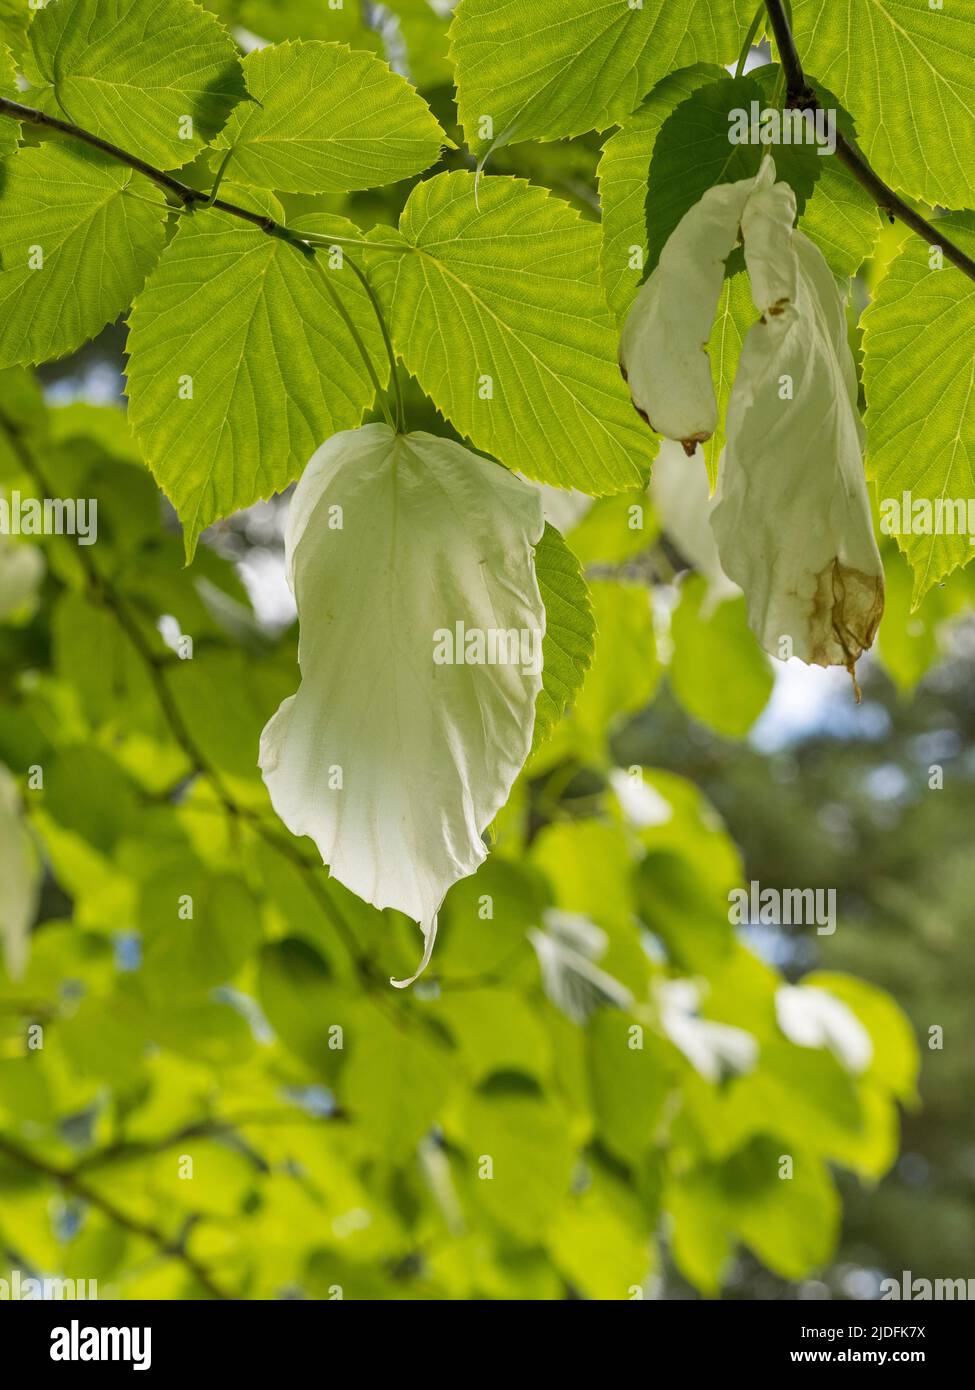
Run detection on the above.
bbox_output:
[862,215,975,601]
[211,40,448,194]
[24,0,245,170]
[0,142,167,367]
[550,1165,654,1299]
[793,0,975,207]
[140,866,262,999]
[449,1079,574,1242]
[571,579,660,747]
[370,172,651,494]
[732,1144,841,1281]
[126,210,384,557]
[671,1138,840,1287]
[52,592,160,731]
[532,523,595,754]
[385,0,453,89]
[235,0,382,51]
[666,1163,733,1294]
[804,971,919,1104]
[566,492,657,565]
[166,648,280,781]
[598,64,724,324]
[0,1,31,57]
[588,1010,673,1164]
[669,575,773,739]
[633,770,741,974]
[258,938,355,1081]
[449,0,749,155]
[531,818,650,997]
[683,1040,864,1162]
[44,746,139,852]
[437,989,551,1082]
[644,74,822,281]
[782,76,880,278]
[874,538,954,691]
[533,819,635,935]
[0,38,20,157]
[799,161,879,279]
[342,1006,453,1158]
[437,857,541,976]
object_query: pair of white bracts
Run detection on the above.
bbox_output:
[257,158,883,984]
[620,155,883,676]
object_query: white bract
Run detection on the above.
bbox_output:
[609,767,672,829]
[0,536,45,623]
[0,764,40,981]
[529,909,634,1024]
[622,156,884,680]
[776,984,873,1075]
[260,424,546,986]
[619,174,755,450]
[658,978,758,1083]
[648,439,739,612]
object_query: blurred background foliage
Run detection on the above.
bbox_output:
[0,0,970,1301]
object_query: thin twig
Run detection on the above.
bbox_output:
[71,1110,343,1175]
[763,0,975,283]
[343,251,407,432]
[0,1134,230,1299]
[0,95,278,233]
[0,95,405,433]
[735,3,766,80]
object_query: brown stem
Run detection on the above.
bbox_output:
[0,1134,230,1299]
[763,0,975,283]
[0,94,281,235]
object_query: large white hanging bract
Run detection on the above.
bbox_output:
[776,985,873,1076]
[711,171,883,677]
[619,173,757,451]
[259,424,546,986]
[0,535,45,622]
[621,156,883,681]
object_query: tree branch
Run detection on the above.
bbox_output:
[0,1133,231,1299]
[764,0,975,283]
[0,95,400,253]
[0,96,405,426]
[0,94,284,234]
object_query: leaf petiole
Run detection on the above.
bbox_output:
[342,251,407,433]
[304,249,397,432]
[735,4,766,79]
[205,145,237,207]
